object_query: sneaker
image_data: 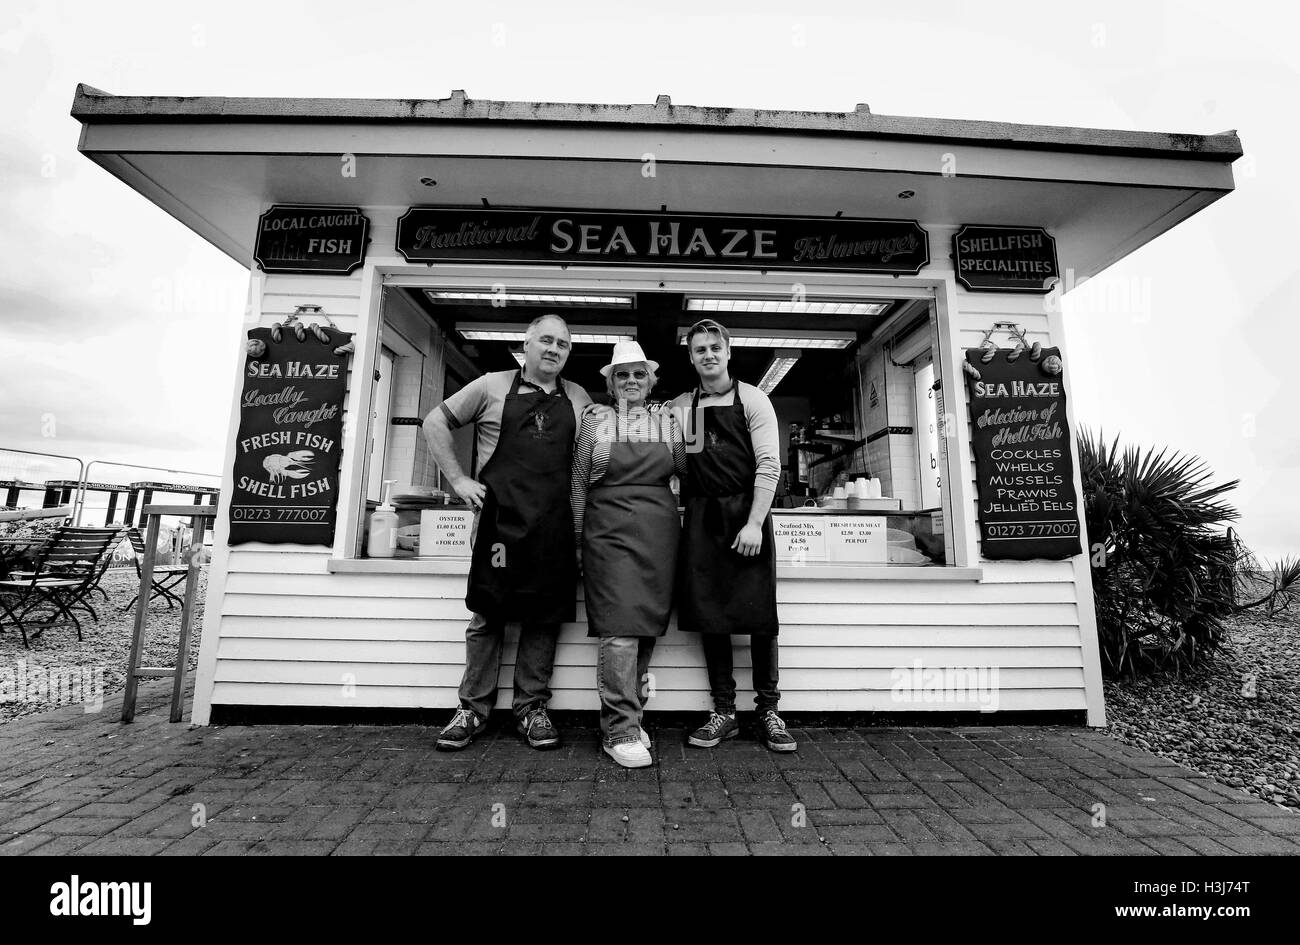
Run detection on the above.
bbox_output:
[435,707,484,751]
[638,727,652,750]
[759,710,798,753]
[687,711,739,748]
[604,738,653,768]
[517,706,561,750]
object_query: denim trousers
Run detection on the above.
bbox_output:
[458,611,560,720]
[597,636,658,744]
[700,634,779,714]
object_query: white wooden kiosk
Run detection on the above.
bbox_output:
[72,86,1242,727]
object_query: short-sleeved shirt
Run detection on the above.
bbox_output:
[435,370,593,476]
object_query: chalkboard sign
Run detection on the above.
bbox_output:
[964,347,1082,560]
[229,326,353,546]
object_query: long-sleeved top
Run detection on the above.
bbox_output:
[670,380,782,494]
[570,403,688,541]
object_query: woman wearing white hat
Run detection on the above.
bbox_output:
[571,340,687,767]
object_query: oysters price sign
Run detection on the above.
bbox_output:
[396,208,929,273]
[229,326,353,546]
[964,346,1082,560]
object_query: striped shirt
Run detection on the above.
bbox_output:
[570,403,688,540]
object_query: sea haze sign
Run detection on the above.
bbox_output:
[953,225,1058,293]
[396,208,929,273]
[229,326,352,546]
[964,347,1082,560]
[254,205,369,275]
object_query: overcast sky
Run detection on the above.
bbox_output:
[1,0,1296,562]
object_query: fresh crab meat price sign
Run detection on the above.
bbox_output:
[229,325,353,545]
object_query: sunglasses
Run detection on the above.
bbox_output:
[613,369,650,381]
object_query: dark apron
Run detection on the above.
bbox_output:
[583,432,679,638]
[466,371,577,624]
[678,385,779,637]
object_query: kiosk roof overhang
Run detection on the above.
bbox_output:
[72,84,1243,279]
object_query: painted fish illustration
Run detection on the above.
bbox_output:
[263,450,314,483]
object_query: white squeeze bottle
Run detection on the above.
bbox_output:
[367,479,399,558]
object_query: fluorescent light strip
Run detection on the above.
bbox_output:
[686,298,889,316]
[427,291,632,307]
[459,323,634,344]
[758,352,801,394]
[678,328,855,350]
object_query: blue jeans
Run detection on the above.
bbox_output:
[458,612,560,720]
[597,636,657,744]
[701,634,779,714]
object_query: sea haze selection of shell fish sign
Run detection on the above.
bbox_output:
[962,344,1082,561]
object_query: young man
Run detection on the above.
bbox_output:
[672,318,797,752]
[423,314,592,750]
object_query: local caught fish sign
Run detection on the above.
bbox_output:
[964,346,1082,560]
[229,326,352,546]
[254,204,369,275]
[396,208,930,273]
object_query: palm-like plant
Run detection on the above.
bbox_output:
[1079,430,1241,678]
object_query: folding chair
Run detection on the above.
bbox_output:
[120,527,189,612]
[0,526,121,647]
[7,528,119,609]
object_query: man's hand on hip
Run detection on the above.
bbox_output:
[450,476,486,510]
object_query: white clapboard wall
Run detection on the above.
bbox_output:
[191,221,1104,725]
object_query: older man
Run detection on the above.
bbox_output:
[423,314,592,750]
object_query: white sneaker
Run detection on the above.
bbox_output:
[604,739,653,768]
[638,727,652,749]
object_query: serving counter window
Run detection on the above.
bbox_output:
[774,301,947,567]
[357,287,951,568]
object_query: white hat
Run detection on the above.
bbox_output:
[599,340,660,378]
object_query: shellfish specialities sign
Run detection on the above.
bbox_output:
[229,325,353,546]
[952,225,1059,293]
[963,346,1082,560]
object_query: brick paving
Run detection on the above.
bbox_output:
[1,677,1297,856]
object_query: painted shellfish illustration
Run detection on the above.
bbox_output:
[263,450,315,483]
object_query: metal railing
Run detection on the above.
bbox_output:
[1,448,220,565]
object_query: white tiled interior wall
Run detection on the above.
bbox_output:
[886,358,920,509]
[385,357,422,487]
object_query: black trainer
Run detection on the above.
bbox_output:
[687,711,740,748]
[517,706,561,750]
[759,710,798,753]
[436,707,484,751]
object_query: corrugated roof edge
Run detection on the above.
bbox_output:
[70,84,1243,160]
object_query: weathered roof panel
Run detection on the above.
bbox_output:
[71,84,1242,161]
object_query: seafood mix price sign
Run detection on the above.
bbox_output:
[229,326,353,546]
[964,346,1083,560]
[774,515,887,563]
